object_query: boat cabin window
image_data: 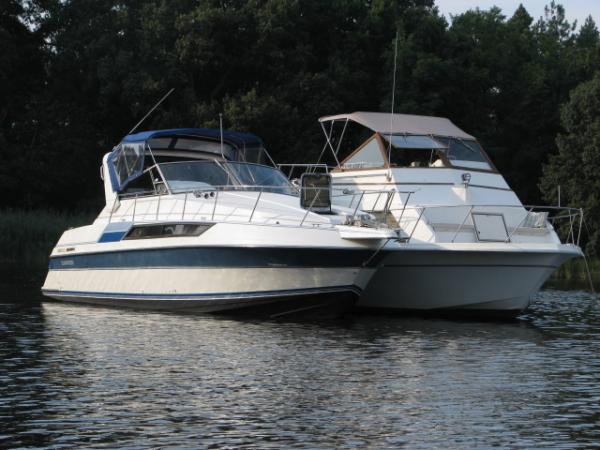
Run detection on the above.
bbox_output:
[124,223,212,240]
[436,137,492,171]
[382,135,446,168]
[342,137,385,169]
[375,134,493,171]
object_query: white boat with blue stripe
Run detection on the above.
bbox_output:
[42,128,396,317]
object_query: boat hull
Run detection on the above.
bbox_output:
[42,263,367,318]
[357,245,582,316]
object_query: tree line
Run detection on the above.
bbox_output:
[1,0,599,252]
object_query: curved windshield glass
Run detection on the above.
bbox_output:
[158,161,295,194]
[226,162,295,194]
[436,137,492,170]
[159,161,231,192]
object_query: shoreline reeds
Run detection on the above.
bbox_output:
[0,209,94,269]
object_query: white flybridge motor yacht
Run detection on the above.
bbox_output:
[298,111,583,316]
[41,128,396,317]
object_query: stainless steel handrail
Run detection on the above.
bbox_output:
[107,185,368,230]
[372,203,583,245]
[108,184,584,246]
[248,189,263,223]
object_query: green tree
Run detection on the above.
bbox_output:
[3,0,599,213]
[0,0,45,207]
[378,2,599,205]
[540,74,600,254]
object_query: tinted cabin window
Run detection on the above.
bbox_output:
[122,170,155,195]
[124,223,212,239]
[436,137,492,171]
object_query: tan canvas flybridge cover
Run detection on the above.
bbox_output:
[319,112,475,139]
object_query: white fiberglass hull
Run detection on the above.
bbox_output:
[42,245,377,317]
[357,244,582,315]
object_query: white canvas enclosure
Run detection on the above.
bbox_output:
[319,111,475,139]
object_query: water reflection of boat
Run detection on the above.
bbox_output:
[42,128,393,317]
[290,112,583,316]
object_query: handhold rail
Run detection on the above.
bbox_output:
[107,185,585,247]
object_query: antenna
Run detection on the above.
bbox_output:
[219,113,225,159]
[127,88,175,136]
[387,30,399,164]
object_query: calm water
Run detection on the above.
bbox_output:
[0,284,598,449]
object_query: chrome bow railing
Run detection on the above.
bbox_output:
[339,191,583,245]
[105,184,387,230]
[105,183,584,246]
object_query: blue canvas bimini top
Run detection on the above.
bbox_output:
[108,128,265,193]
[121,128,263,148]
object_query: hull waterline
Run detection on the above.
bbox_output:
[42,288,358,319]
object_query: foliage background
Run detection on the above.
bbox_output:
[1,0,599,252]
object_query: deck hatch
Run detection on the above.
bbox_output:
[472,213,509,242]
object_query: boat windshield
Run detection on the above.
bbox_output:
[380,135,492,170]
[435,137,492,171]
[158,161,296,194]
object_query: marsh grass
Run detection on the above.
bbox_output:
[550,257,600,288]
[0,209,94,268]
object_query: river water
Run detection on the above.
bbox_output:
[1,285,598,449]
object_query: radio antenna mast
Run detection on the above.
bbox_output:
[127,88,175,136]
[219,113,225,159]
[387,30,399,164]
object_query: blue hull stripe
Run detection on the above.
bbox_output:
[42,285,361,301]
[49,246,384,270]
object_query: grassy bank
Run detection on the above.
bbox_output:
[0,209,94,269]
